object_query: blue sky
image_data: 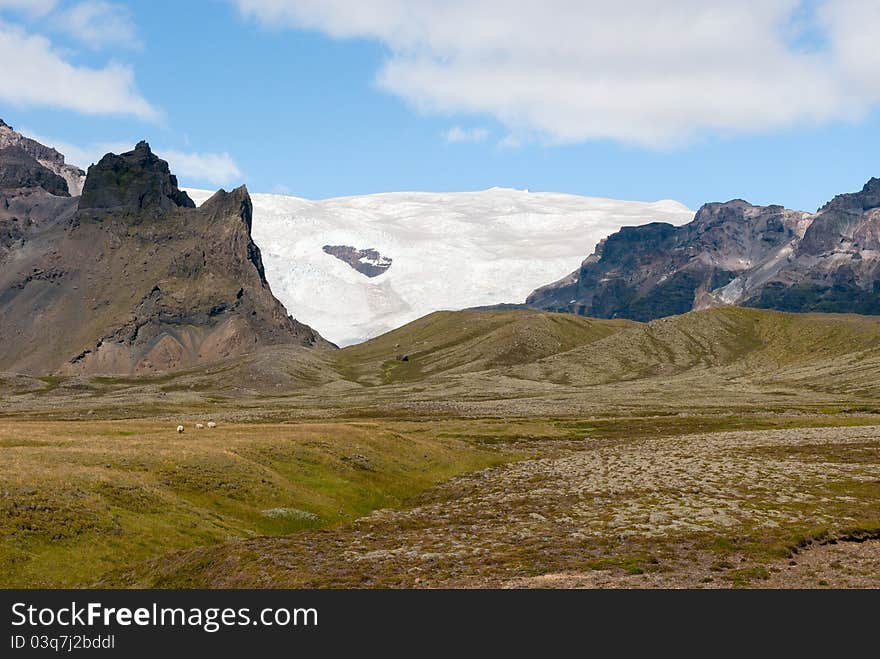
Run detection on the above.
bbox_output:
[1,0,878,211]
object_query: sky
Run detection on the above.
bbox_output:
[0,0,879,211]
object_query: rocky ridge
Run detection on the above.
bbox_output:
[0,136,331,375]
[0,119,85,195]
[527,178,880,319]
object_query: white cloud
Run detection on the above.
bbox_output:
[232,0,880,147]
[53,1,139,50]
[444,126,488,143]
[0,0,57,17]
[161,150,243,187]
[0,23,158,120]
[21,132,243,187]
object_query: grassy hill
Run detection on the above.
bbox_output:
[333,309,636,385]
[6,306,880,420]
[505,306,880,393]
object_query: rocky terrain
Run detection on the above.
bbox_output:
[103,423,880,589]
[0,120,84,195]
[0,134,330,375]
[527,179,880,320]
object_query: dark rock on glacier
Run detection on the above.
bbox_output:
[323,245,392,277]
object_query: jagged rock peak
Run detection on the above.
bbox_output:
[79,141,195,212]
[202,185,254,230]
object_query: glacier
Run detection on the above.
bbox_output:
[186,187,694,346]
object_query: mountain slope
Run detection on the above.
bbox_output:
[0,141,330,375]
[186,188,693,346]
[0,119,84,195]
[526,178,880,321]
[739,178,880,313]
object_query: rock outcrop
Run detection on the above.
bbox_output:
[0,140,332,375]
[79,141,195,211]
[739,178,880,314]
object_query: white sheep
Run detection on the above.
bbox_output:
[195,423,204,429]
[176,425,184,433]
[207,421,217,429]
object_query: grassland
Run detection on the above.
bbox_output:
[0,420,509,587]
[3,306,880,588]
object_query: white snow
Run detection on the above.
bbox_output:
[357,253,391,267]
[185,187,694,346]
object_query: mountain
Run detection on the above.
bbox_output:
[739,178,880,314]
[185,187,694,345]
[0,138,330,375]
[526,178,880,320]
[0,119,84,195]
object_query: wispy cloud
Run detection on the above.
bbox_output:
[233,0,880,147]
[53,1,140,50]
[0,0,57,18]
[444,126,488,143]
[161,149,243,187]
[0,23,158,120]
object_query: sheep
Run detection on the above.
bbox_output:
[207,421,217,429]
[176,425,185,434]
[195,423,205,429]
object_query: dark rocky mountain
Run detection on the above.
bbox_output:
[526,179,880,320]
[0,119,84,195]
[323,244,392,277]
[0,146,71,196]
[0,135,332,375]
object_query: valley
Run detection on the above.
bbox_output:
[3,307,880,588]
[2,126,880,590]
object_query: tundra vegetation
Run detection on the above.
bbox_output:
[2,307,880,588]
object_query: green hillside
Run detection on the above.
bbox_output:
[333,309,636,385]
[507,306,880,393]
